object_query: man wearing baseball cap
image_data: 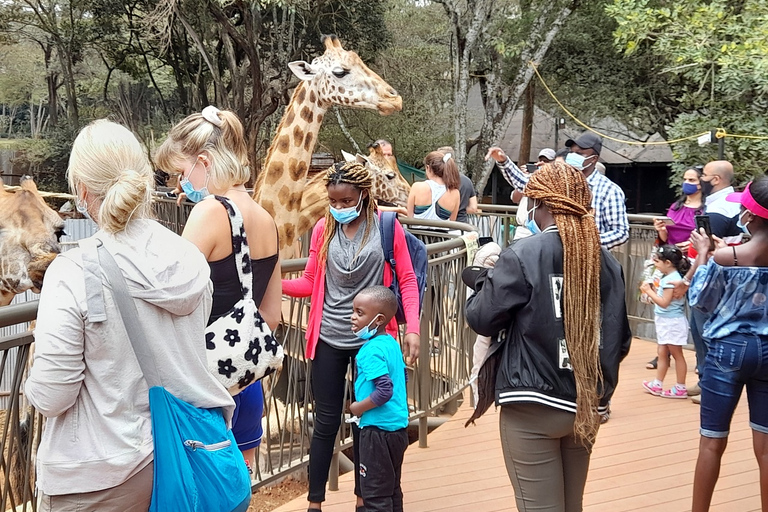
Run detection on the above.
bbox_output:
[486,131,630,249]
[537,148,556,165]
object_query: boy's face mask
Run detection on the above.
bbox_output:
[353,314,382,340]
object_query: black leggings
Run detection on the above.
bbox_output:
[308,340,361,503]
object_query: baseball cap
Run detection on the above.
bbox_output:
[726,181,768,219]
[537,148,556,161]
[565,132,602,155]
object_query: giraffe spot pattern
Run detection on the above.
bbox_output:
[300,106,313,123]
[303,132,314,152]
[266,161,284,185]
[277,134,290,154]
[293,125,305,146]
[309,90,317,103]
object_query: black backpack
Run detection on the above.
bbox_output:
[379,211,428,324]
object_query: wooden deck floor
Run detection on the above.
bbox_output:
[273,338,761,511]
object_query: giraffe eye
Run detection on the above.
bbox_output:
[332,68,349,78]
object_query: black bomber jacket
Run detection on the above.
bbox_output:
[465,229,632,424]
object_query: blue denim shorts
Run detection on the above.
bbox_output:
[699,333,768,438]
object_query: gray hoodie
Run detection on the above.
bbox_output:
[25,219,234,496]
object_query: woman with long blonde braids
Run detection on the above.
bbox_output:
[465,162,631,512]
[283,161,421,511]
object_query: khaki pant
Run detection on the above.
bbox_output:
[499,404,593,512]
[39,461,153,512]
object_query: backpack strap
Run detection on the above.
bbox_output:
[379,211,398,277]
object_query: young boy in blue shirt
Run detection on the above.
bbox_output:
[349,285,409,512]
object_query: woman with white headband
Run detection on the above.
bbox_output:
[406,150,461,223]
[685,175,768,511]
[155,106,282,476]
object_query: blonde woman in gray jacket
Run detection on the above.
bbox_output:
[24,120,234,511]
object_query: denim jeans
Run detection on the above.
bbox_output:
[699,333,768,438]
[689,307,710,378]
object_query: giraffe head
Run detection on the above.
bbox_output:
[287,35,402,115]
[342,147,410,207]
[0,177,64,305]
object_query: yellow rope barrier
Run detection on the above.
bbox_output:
[530,62,768,145]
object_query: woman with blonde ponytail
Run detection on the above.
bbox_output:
[156,106,281,476]
[26,120,235,511]
[465,162,631,512]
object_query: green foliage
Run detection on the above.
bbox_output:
[606,0,768,188]
[667,112,768,186]
[13,129,75,193]
[316,0,452,166]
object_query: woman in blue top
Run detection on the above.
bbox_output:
[685,176,768,512]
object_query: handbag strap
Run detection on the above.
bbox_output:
[79,237,162,388]
[211,195,253,302]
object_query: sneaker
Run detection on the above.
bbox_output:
[661,386,688,399]
[688,382,701,396]
[691,395,701,405]
[642,380,663,396]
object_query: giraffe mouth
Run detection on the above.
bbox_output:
[377,96,403,115]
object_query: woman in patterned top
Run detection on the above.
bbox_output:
[685,176,768,512]
[156,106,281,476]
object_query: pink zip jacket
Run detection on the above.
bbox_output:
[282,213,421,360]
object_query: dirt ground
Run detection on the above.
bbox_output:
[248,477,308,512]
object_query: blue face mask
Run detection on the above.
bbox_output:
[682,182,699,195]
[565,152,595,171]
[737,209,751,235]
[330,192,363,225]
[353,314,382,340]
[180,159,209,203]
[526,200,541,235]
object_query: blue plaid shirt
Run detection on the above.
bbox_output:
[499,159,629,249]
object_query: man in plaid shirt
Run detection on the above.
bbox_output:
[486,132,630,249]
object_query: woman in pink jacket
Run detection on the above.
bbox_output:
[283,161,420,511]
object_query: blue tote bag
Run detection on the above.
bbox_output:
[82,239,251,512]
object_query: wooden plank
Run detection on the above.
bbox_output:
[271,338,761,512]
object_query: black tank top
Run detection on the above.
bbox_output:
[208,251,279,324]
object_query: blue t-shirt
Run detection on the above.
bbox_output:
[354,333,408,431]
[689,260,768,339]
[655,271,685,318]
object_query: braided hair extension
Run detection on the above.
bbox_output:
[524,162,603,444]
[319,161,376,266]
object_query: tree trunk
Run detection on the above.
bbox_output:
[518,80,535,165]
[472,3,574,194]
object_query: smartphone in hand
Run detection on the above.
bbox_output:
[525,163,537,173]
[694,214,715,251]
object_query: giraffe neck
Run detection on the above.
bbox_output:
[254,82,327,255]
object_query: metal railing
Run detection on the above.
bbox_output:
[0,205,478,508]
[0,197,662,508]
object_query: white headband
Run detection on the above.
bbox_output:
[442,153,452,163]
[201,105,223,127]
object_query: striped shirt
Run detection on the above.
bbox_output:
[499,158,630,249]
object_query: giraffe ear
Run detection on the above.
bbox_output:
[289,61,317,81]
[355,154,370,165]
[341,150,356,162]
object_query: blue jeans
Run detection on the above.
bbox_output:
[689,307,710,378]
[699,333,768,438]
